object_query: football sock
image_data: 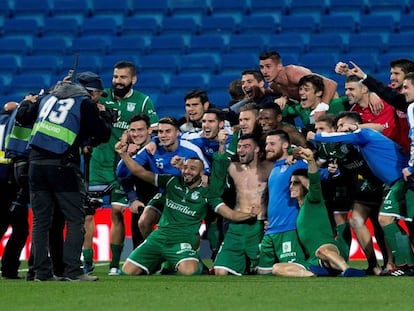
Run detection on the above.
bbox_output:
[82,248,93,266]
[336,222,351,261]
[383,222,414,265]
[110,243,124,268]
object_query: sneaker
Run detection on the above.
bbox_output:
[34,275,64,282]
[63,274,99,281]
[108,267,121,276]
[388,264,414,277]
[342,268,366,277]
[83,264,95,274]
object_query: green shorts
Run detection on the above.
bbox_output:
[126,230,199,274]
[146,192,166,214]
[258,230,306,273]
[213,220,264,275]
[380,180,411,220]
[89,166,128,206]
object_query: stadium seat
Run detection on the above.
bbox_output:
[80,16,120,37]
[169,0,209,17]
[160,16,199,36]
[356,14,397,34]
[189,34,227,54]
[138,55,179,75]
[101,55,138,74]
[207,90,231,109]
[50,0,91,18]
[7,74,51,96]
[21,55,60,75]
[347,33,387,54]
[130,0,169,18]
[279,15,317,34]
[120,16,161,37]
[167,74,207,94]
[177,54,219,74]
[299,53,338,74]
[0,37,30,55]
[60,55,101,75]
[155,93,185,118]
[136,73,168,95]
[377,52,414,70]
[207,73,239,93]
[70,36,109,55]
[10,0,51,18]
[0,55,21,75]
[249,0,288,15]
[41,17,81,37]
[365,0,410,15]
[343,52,379,74]
[219,53,257,75]
[318,14,358,34]
[199,16,237,35]
[148,35,188,54]
[89,0,130,17]
[239,15,279,35]
[327,0,368,14]
[31,37,69,56]
[2,18,41,38]
[228,34,266,54]
[208,0,250,16]
[398,12,414,33]
[267,34,307,55]
[108,36,147,57]
[0,0,12,18]
[285,0,329,16]
[307,34,345,54]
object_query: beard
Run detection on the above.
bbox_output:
[183,174,201,186]
[112,82,133,98]
[266,149,283,162]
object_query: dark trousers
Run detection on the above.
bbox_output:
[29,161,86,279]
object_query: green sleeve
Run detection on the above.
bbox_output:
[208,152,231,197]
[142,96,159,125]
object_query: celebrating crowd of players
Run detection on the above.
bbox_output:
[1,51,414,280]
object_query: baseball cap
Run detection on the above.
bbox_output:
[77,71,108,97]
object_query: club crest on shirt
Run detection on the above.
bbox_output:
[191,191,200,200]
[127,102,136,112]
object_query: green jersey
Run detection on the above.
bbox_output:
[90,89,158,184]
[296,172,338,264]
[156,174,223,241]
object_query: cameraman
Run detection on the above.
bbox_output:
[16,77,112,281]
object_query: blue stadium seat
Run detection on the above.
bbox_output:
[80,16,120,37]
[169,0,209,16]
[121,16,161,37]
[365,0,410,15]
[167,74,207,94]
[70,36,109,55]
[50,0,91,18]
[346,33,387,54]
[0,55,21,75]
[268,34,307,55]
[398,12,414,33]
[136,73,168,95]
[139,55,178,74]
[41,17,81,37]
[130,0,169,18]
[10,0,51,18]
[207,73,239,93]
[285,0,329,16]
[155,93,185,118]
[299,53,337,74]
[31,37,69,56]
[89,0,131,17]
[307,34,345,54]
[189,34,227,54]
[0,37,30,55]
[219,53,257,75]
[228,34,266,54]
[60,55,101,75]
[7,74,51,96]
[2,18,41,38]
[327,0,368,14]
[148,35,188,54]
[239,15,279,35]
[249,0,288,15]
[101,55,138,74]
[208,0,250,16]
[207,90,231,109]
[377,52,414,70]
[318,14,358,34]
[387,33,414,53]
[21,55,60,75]
[177,54,219,74]
[108,36,147,56]
[160,16,199,36]
[0,0,12,18]
[356,14,397,34]
[344,52,379,74]
[199,16,237,35]
[279,15,318,34]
